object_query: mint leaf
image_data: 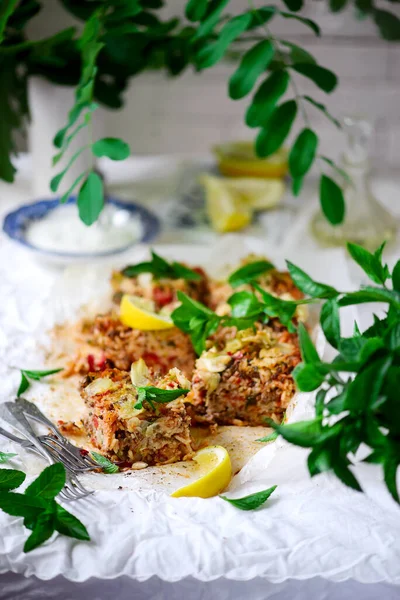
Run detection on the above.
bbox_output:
[0,452,17,464]
[286,261,337,299]
[17,372,30,397]
[392,260,400,292]
[347,242,389,285]
[228,260,274,288]
[185,0,207,21]
[220,485,277,510]
[54,503,90,541]
[122,251,201,281]
[293,362,325,391]
[137,386,190,407]
[298,322,320,364]
[24,511,55,553]
[320,299,340,348]
[0,469,26,491]
[0,492,48,519]
[338,288,400,310]
[22,368,63,380]
[227,291,264,319]
[91,452,119,474]
[92,137,130,161]
[257,431,278,443]
[25,463,66,500]
[196,14,252,69]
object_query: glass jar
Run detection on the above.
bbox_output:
[311,116,397,251]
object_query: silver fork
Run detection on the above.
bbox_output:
[16,397,99,470]
[3,403,93,502]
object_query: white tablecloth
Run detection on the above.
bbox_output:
[1,156,399,599]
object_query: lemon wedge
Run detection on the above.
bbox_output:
[225,177,285,210]
[200,175,252,233]
[120,294,175,330]
[214,142,288,178]
[171,445,232,498]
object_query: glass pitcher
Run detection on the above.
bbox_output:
[311,116,397,251]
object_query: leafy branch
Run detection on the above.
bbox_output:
[188,0,346,225]
[50,5,131,225]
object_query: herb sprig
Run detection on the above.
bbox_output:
[91,452,119,474]
[228,260,275,288]
[0,463,89,553]
[17,368,64,398]
[134,386,190,411]
[121,250,202,281]
[270,242,400,503]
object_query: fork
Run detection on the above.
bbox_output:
[16,397,99,470]
[3,403,93,502]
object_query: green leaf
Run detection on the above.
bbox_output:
[91,452,119,474]
[332,461,362,492]
[194,0,231,39]
[273,419,324,447]
[257,431,278,443]
[227,291,264,319]
[196,14,252,69]
[245,71,290,128]
[229,40,275,100]
[345,357,391,412]
[185,0,208,21]
[92,137,130,161]
[247,6,276,29]
[289,128,318,179]
[220,485,277,510]
[329,0,348,11]
[292,63,338,93]
[0,452,17,464]
[282,0,303,11]
[347,242,389,285]
[0,492,48,519]
[53,103,87,149]
[50,147,86,193]
[392,260,400,292]
[280,41,316,65]
[54,503,90,540]
[77,172,104,226]
[17,372,30,397]
[122,251,201,281]
[279,12,320,36]
[137,386,190,407]
[326,391,347,415]
[303,97,341,129]
[320,299,340,348]
[315,388,327,418]
[0,469,26,491]
[286,261,338,298]
[228,260,274,288]
[292,176,303,196]
[256,100,297,158]
[293,362,325,391]
[374,9,400,41]
[298,322,320,364]
[319,174,345,225]
[24,511,55,553]
[60,173,87,204]
[25,464,66,500]
[253,284,298,331]
[22,369,63,380]
[383,456,399,503]
[338,287,400,310]
[0,0,19,43]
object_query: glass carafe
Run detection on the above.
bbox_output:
[311,116,397,251]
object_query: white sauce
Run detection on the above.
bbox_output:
[26,203,143,254]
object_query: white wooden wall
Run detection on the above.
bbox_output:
[29,0,400,166]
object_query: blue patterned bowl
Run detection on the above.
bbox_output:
[3,196,160,263]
